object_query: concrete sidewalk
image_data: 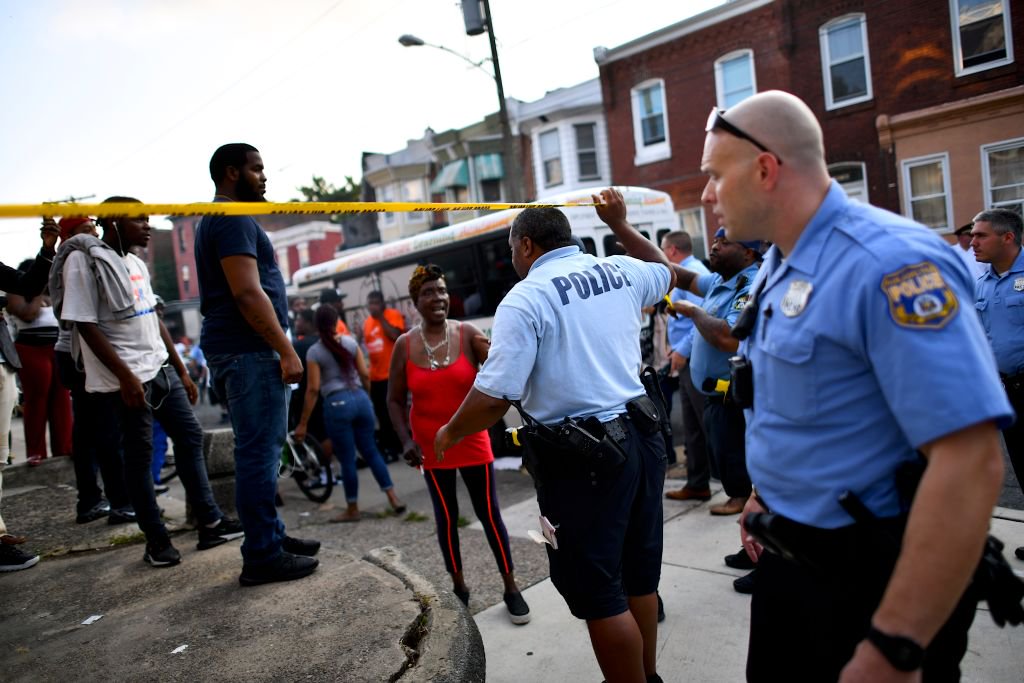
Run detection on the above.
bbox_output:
[476,480,1024,683]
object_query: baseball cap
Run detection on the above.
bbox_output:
[319,288,347,304]
[714,227,762,253]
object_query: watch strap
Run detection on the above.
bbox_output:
[866,626,924,672]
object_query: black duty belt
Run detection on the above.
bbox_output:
[603,415,629,444]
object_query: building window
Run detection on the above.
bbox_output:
[950,0,1014,76]
[402,179,426,223]
[902,154,954,233]
[575,123,600,181]
[829,162,869,203]
[539,129,563,187]
[378,184,396,226]
[678,207,708,260]
[631,79,670,165]
[480,179,502,202]
[297,242,310,268]
[982,137,1024,215]
[819,15,872,110]
[180,264,191,296]
[177,224,187,254]
[714,50,756,110]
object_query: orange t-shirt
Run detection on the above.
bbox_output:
[362,308,405,381]
[335,319,351,337]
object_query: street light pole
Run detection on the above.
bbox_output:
[480,0,522,202]
[399,1,524,202]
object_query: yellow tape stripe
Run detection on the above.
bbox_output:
[0,200,600,219]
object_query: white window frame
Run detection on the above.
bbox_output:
[949,0,1014,77]
[401,178,427,223]
[981,136,1024,212]
[630,79,671,166]
[714,49,757,110]
[678,207,708,260]
[378,183,396,226]
[901,153,955,233]
[828,161,869,203]
[574,122,601,181]
[819,14,873,110]
[538,128,564,188]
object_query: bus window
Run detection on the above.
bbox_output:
[428,246,476,319]
[477,236,520,315]
[656,228,671,246]
[580,237,597,256]
[603,230,648,256]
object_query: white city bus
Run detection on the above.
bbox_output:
[291,185,680,336]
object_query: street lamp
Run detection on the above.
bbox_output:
[398,4,523,201]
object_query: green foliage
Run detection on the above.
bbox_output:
[295,175,360,203]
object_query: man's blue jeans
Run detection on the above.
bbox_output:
[207,350,287,566]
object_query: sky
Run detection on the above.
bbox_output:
[0,0,723,264]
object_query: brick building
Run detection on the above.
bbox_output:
[596,0,1023,253]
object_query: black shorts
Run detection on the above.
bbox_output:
[535,418,666,620]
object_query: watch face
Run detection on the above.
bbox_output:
[869,628,924,672]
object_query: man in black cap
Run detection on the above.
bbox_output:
[668,227,762,591]
[319,288,352,337]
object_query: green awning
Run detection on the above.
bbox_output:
[430,159,469,193]
[474,153,504,181]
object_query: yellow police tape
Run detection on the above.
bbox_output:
[0,200,598,219]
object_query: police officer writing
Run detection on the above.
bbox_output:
[970,208,1024,562]
[434,206,673,683]
[612,91,1012,682]
[666,227,758,517]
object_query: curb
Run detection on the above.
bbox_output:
[2,456,75,489]
[365,546,486,683]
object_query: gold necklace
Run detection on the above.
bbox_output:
[419,322,450,371]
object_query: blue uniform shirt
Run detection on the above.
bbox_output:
[974,246,1024,376]
[743,181,1013,528]
[195,201,289,355]
[667,255,710,357]
[475,246,671,424]
[688,264,758,395]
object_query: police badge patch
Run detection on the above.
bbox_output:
[780,281,813,317]
[881,262,958,329]
[1014,277,1024,292]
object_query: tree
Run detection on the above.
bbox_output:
[295,175,360,203]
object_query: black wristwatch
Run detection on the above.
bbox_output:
[866,626,924,672]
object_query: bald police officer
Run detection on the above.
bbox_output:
[971,208,1024,561]
[435,206,673,683]
[613,91,1011,681]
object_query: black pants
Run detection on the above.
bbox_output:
[370,380,402,456]
[55,351,131,513]
[703,397,751,498]
[1002,376,1024,491]
[424,462,513,576]
[94,367,222,543]
[748,522,977,682]
[678,371,712,484]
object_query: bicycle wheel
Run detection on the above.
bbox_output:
[289,434,334,503]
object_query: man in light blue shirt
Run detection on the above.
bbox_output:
[608,91,1012,680]
[970,207,1024,561]
[669,227,759,517]
[660,231,714,499]
[434,204,673,683]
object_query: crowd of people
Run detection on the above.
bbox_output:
[1,91,1022,681]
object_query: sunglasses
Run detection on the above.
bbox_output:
[706,108,782,165]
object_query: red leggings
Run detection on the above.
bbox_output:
[15,343,72,459]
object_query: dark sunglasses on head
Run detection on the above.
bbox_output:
[706,108,782,165]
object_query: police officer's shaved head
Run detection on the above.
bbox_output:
[725,91,827,174]
[510,208,574,252]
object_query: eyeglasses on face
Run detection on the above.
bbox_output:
[706,108,782,165]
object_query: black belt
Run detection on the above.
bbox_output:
[603,415,629,443]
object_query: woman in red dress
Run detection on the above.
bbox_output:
[388,265,529,624]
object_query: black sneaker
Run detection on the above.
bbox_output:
[503,591,531,625]
[282,536,320,557]
[0,544,40,572]
[239,551,318,586]
[197,517,245,550]
[143,540,181,568]
[724,548,756,570]
[733,569,757,595]
[76,501,111,524]
[108,508,137,525]
[154,483,170,495]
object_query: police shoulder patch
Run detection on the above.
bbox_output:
[732,294,750,311]
[881,262,958,330]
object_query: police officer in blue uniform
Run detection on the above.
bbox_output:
[970,207,1024,561]
[435,205,673,683]
[610,91,1012,681]
[669,227,759,517]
